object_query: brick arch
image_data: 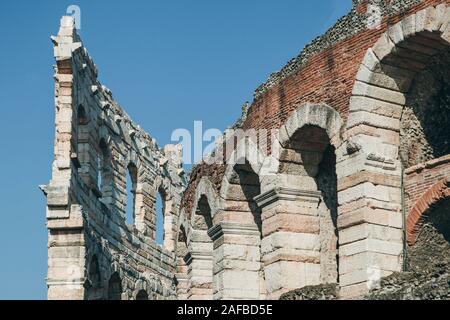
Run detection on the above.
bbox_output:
[279,102,343,149]
[407,178,450,246]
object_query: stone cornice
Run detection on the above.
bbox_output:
[208,222,260,241]
[254,187,322,209]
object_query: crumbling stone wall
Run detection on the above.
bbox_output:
[180,0,450,300]
[43,17,186,300]
[44,0,450,301]
[367,198,450,300]
[400,50,450,168]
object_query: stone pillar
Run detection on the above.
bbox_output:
[175,259,190,300]
[186,230,213,300]
[209,222,261,300]
[46,204,86,300]
[336,142,403,299]
[255,187,322,299]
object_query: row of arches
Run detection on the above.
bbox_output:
[173,103,343,299]
[86,255,152,300]
[175,5,450,299]
[75,105,171,247]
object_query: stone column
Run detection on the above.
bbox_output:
[46,204,86,300]
[186,230,213,300]
[175,259,190,300]
[255,187,322,299]
[336,138,403,299]
[209,222,261,300]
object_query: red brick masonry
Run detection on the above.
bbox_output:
[405,155,450,245]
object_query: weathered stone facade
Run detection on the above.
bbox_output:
[43,0,450,300]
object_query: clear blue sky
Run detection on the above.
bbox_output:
[0,0,351,300]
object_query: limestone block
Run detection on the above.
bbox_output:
[262,247,320,265]
[425,6,442,32]
[355,65,405,92]
[352,81,406,106]
[347,110,401,132]
[219,259,261,272]
[372,33,395,61]
[339,282,370,300]
[262,213,319,237]
[388,22,404,44]
[216,243,260,262]
[339,239,403,257]
[339,181,401,206]
[439,5,450,32]
[276,174,318,190]
[264,261,320,293]
[339,223,403,246]
[337,207,403,230]
[401,14,416,39]
[361,48,380,71]
[339,251,402,274]
[340,268,392,287]
[261,232,320,254]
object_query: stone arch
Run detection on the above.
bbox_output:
[222,136,267,182]
[107,272,123,300]
[256,103,343,298]
[86,254,103,300]
[152,176,177,251]
[97,137,113,199]
[407,178,450,246]
[279,103,343,149]
[136,290,149,300]
[133,278,152,300]
[186,178,216,300]
[347,5,450,162]
[192,177,220,221]
[76,104,91,186]
[174,214,190,300]
[339,4,450,298]
[125,161,138,225]
[213,151,263,300]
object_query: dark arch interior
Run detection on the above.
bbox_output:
[233,162,262,234]
[194,195,213,231]
[374,30,450,168]
[107,273,122,300]
[408,197,450,273]
[136,290,149,300]
[280,125,339,283]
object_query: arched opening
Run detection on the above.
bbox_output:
[97,139,111,199]
[399,44,450,168]
[76,104,91,185]
[279,124,338,285]
[155,190,165,245]
[188,195,214,299]
[125,163,138,225]
[215,160,263,300]
[136,290,149,300]
[77,104,88,125]
[194,195,213,230]
[88,256,101,287]
[342,11,450,295]
[86,255,102,300]
[408,196,450,271]
[175,225,189,299]
[232,162,262,233]
[107,273,122,300]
